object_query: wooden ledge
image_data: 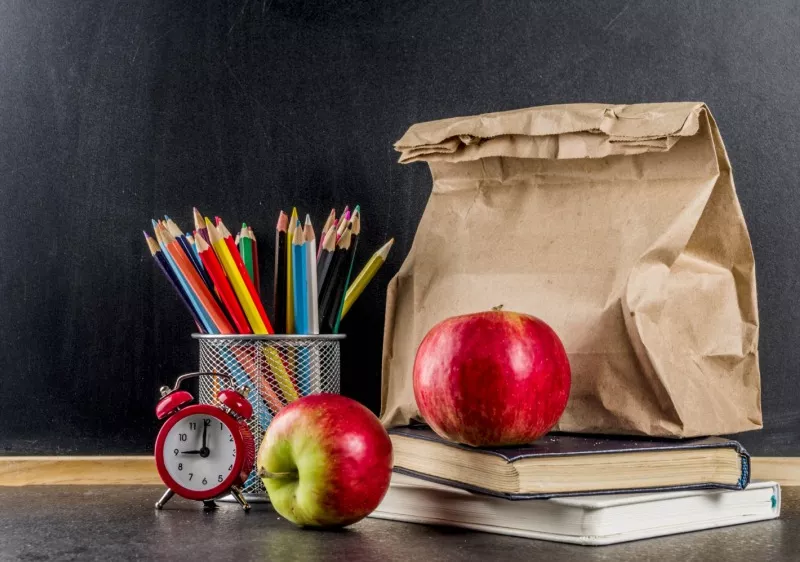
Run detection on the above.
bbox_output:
[0,456,797,486]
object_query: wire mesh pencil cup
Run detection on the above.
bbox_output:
[193,334,344,501]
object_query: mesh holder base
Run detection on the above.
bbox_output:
[194,334,343,499]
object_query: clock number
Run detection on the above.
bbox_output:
[204,418,211,426]
[179,433,187,441]
[219,422,223,431]
[229,435,234,442]
[178,463,183,471]
[189,422,197,430]
[228,464,233,471]
[173,448,179,456]
[188,473,193,480]
[202,477,207,485]
[232,449,236,457]
[218,475,223,483]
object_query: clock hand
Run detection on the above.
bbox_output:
[199,419,211,458]
[180,450,202,454]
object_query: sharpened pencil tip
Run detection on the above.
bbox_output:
[277,211,289,231]
[143,230,150,239]
[193,208,205,230]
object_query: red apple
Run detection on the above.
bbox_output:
[413,310,571,447]
[257,394,393,528]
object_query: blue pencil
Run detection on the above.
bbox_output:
[144,231,205,333]
[292,221,308,335]
[153,220,216,334]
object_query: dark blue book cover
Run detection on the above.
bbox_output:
[389,426,750,500]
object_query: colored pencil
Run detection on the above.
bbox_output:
[239,222,255,285]
[216,218,274,334]
[318,225,352,333]
[318,208,336,259]
[144,231,205,332]
[165,216,216,296]
[273,211,288,333]
[248,226,260,295]
[212,220,295,404]
[154,221,215,333]
[341,238,394,318]
[193,207,209,243]
[333,207,360,333]
[292,222,307,334]
[316,225,337,296]
[286,207,298,334]
[184,233,201,266]
[161,225,233,333]
[195,233,252,334]
[336,207,351,242]
[304,216,319,334]
[206,219,268,334]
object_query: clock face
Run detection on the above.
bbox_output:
[160,411,239,494]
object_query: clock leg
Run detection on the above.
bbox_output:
[203,500,218,510]
[230,486,251,512]
[155,488,175,510]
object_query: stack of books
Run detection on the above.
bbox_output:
[370,426,781,546]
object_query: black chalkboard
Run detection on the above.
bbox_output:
[0,0,797,455]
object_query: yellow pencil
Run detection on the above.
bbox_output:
[206,218,268,334]
[286,207,298,333]
[207,218,298,402]
[341,238,394,318]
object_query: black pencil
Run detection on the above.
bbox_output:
[144,231,205,333]
[319,226,353,333]
[273,211,288,333]
[332,207,359,333]
[316,225,337,296]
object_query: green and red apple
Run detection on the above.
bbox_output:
[257,394,393,528]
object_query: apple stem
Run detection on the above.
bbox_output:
[257,467,298,480]
[492,304,504,311]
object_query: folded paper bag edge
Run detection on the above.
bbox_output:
[394,101,705,161]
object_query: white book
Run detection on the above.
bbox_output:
[370,473,781,546]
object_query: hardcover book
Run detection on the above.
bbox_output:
[390,427,750,499]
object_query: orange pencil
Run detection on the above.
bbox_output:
[216,219,274,334]
[195,234,252,334]
[160,224,233,333]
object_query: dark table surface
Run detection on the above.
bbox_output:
[0,486,796,561]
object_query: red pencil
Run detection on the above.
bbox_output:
[195,233,252,334]
[216,218,274,334]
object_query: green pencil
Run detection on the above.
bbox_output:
[239,222,255,284]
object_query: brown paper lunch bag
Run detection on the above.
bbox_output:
[380,102,761,438]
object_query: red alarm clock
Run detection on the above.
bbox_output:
[154,372,254,511]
